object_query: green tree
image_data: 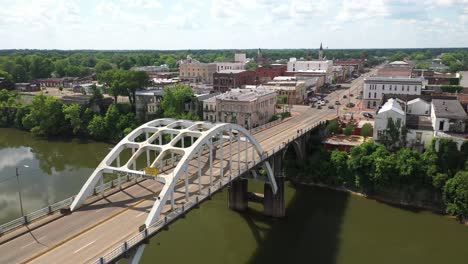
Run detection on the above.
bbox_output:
[360,123,373,138]
[443,171,468,219]
[437,139,463,175]
[88,115,108,140]
[62,104,83,135]
[415,62,430,69]
[330,151,350,185]
[95,61,113,74]
[98,69,125,103]
[245,61,258,71]
[343,124,355,137]
[161,84,197,119]
[326,119,340,135]
[22,94,67,136]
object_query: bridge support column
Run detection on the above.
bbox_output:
[228,178,248,211]
[264,151,285,218]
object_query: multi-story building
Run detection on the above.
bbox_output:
[213,70,256,93]
[286,57,333,83]
[255,64,287,84]
[261,76,307,104]
[363,76,424,109]
[202,87,277,129]
[179,56,216,84]
[215,62,245,72]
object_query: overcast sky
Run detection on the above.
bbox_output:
[0,0,467,50]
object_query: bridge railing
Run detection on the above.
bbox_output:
[95,120,327,264]
[0,155,185,236]
[251,118,283,134]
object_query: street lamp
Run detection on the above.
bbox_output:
[15,165,29,218]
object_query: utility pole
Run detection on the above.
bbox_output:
[16,167,25,218]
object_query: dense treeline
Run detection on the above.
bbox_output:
[286,137,468,221]
[1,48,467,83]
[0,88,137,141]
[0,84,199,142]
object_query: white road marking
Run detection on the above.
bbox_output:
[73,240,96,254]
[135,212,146,218]
[21,236,47,249]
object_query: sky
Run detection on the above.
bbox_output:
[0,0,467,50]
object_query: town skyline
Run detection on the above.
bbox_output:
[0,0,467,50]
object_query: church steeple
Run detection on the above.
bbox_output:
[319,42,324,60]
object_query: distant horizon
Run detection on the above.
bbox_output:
[1,47,467,52]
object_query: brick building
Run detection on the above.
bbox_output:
[255,64,287,84]
[213,70,256,93]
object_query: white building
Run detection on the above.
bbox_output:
[407,98,430,115]
[373,98,406,140]
[215,62,246,72]
[234,53,247,63]
[286,58,333,83]
[363,77,424,109]
[431,99,468,133]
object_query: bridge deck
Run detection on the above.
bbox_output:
[0,105,335,264]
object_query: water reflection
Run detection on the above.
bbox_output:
[0,128,111,223]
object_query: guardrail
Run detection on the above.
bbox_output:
[251,118,283,134]
[94,120,326,264]
[0,156,181,236]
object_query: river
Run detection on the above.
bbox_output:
[0,128,467,263]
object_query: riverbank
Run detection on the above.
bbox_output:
[290,178,468,226]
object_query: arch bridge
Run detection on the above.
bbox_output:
[0,116,327,264]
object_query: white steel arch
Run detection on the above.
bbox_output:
[70,119,277,225]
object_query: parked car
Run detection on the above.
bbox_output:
[336,85,342,88]
[328,105,334,109]
[310,97,318,102]
[335,101,341,105]
[325,99,329,103]
[363,112,373,118]
[356,95,362,99]
[317,105,322,109]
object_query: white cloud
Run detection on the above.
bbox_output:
[335,0,389,23]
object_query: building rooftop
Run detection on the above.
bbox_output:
[213,88,276,102]
[376,66,413,77]
[389,61,409,65]
[432,99,468,119]
[136,89,164,97]
[378,98,405,115]
[365,76,423,83]
[408,98,429,105]
[217,70,247,74]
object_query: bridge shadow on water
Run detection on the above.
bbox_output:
[243,183,350,264]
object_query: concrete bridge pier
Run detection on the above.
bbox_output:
[228,178,248,211]
[263,150,285,218]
